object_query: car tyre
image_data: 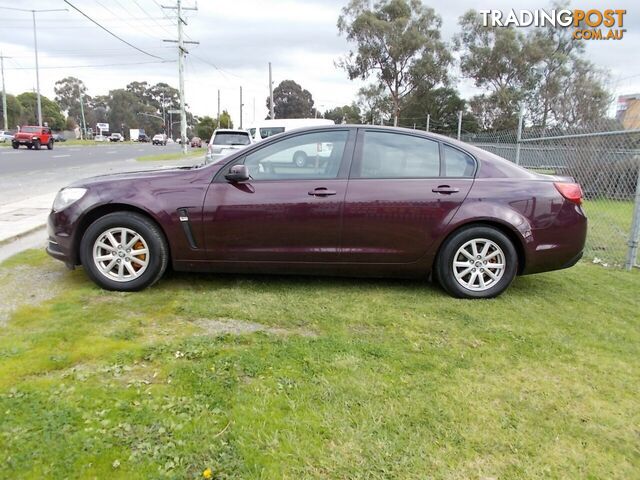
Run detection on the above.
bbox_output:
[293,151,308,168]
[435,225,518,299]
[33,139,41,150]
[47,140,54,150]
[80,212,169,292]
[11,141,18,149]
[27,144,33,149]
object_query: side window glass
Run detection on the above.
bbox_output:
[358,131,440,178]
[443,145,475,177]
[244,130,349,180]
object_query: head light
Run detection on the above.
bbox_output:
[52,188,87,212]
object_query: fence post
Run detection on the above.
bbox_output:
[625,166,640,270]
[515,105,524,166]
[457,111,462,140]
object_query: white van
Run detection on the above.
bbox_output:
[247,118,335,142]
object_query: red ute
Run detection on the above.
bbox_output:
[12,126,54,150]
[46,126,587,299]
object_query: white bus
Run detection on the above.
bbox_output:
[246,118,335,142]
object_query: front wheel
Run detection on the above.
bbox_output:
[11,142,18,149]
[33,139,41,150]
[435,226,518,299]
[80,212,169,291]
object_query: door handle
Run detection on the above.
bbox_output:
[432,185,460,194]
[308,187,337,197]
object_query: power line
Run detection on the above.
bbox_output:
[63,0,165,60]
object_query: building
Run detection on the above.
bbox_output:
[616,94,640,129]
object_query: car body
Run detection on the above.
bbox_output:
[46,125,587,298]
[109,133,124,142]
[190,136,202,148]
[94,135,107,142]
[152,134,167,146]
[138,133,150,143]
[247,118,334,142]
[52,133,67,142]
[12,126,54,150]
[205,129,252,163]
[0,130,15,142]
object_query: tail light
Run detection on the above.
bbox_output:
[554,182,583,205]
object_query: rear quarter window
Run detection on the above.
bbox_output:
[442,145,476,177]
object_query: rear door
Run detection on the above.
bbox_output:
[340,129,475,263]
[203,128,355,262]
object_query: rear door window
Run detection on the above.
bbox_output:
[356,130,440,178]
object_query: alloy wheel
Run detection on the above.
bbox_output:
[452,238,505,292]
[92,227,150,282]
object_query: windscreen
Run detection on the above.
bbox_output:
[213,132,251,146]
[21,127,40,133]
[259,127,285,138]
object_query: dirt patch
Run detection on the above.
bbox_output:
[194,317,317,338]
[0,263,65,327]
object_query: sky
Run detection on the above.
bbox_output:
[0,0,638,126]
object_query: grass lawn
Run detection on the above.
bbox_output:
[0,251,638,479]
[136,149,205,162]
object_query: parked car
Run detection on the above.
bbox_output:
[94,135,107,142]
[206,129,252,163]
[152,134,167,146]
[109,133,124,142]
[190,136,202,148]
[46,125,587,298]
[138,133,150,143]
[0,130,15,142]
[12,126,54,150]
[52,133,67,142]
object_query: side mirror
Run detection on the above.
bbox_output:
[225,164,250,182]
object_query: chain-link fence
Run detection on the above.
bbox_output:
[386,116,640,269]
[462,124,640,269]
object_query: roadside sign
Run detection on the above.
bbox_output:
[96,122,109,131]
[168,109,181,114]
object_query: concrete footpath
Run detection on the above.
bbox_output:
[0,192,56,244]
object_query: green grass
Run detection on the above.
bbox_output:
[0,251,638,479]
[136,149,205,162]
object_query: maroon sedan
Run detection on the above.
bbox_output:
[46,126,586,298]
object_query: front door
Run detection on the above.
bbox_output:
[203,129,354,262]
[341,129,475,263]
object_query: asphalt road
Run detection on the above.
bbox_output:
[0,142,205,207]
[0,142,183,175]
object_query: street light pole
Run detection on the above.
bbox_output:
[0,53,8,131]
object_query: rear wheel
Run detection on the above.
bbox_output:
[435,226,518,299]
[11,142,18,149]
[47,140,54,150]
[80,212,168,291]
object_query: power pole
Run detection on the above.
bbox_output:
[217,89,220,126]
[0,53,8,131]
[268,62,274,119]
[2,8,66,127]
[425,114,430,132]
[457,111,462,140]
[163,0,198,154]
[79,89,86,139]
[239,86,243,129]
